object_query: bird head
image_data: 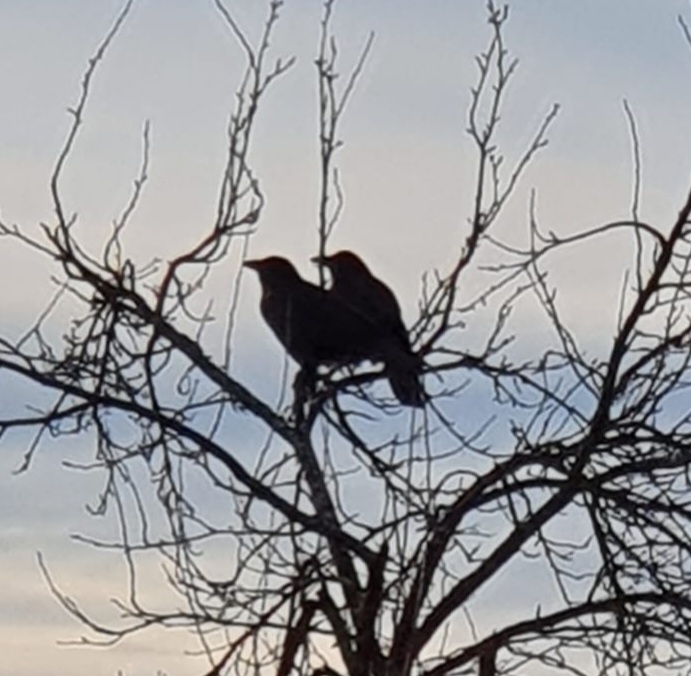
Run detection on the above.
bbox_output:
[244,256,300,284]
[311,250,370,280]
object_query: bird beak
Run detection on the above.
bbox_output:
[310,254,329,266]
[243,259,261,270]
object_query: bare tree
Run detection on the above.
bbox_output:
[3,1,691,675]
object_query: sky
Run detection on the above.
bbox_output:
[2,1,691,674]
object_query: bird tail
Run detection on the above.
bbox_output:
[385,352,427,407]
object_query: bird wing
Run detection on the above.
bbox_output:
[261,280,376,367]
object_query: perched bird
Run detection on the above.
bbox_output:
[312,250,427,407]
[243,256,375,401]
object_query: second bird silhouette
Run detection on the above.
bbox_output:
[312,250,427,407]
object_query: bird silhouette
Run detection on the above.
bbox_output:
[244,256,375,409]
[312,250,427,407]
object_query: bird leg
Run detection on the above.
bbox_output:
[291,366,317,425]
